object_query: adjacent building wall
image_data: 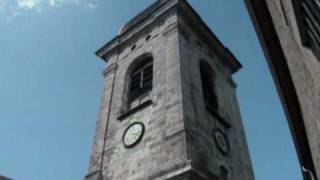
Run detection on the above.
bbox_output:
[245,0,320,179]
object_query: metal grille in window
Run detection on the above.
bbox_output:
[129,59,153,102]
[294,0,320,60]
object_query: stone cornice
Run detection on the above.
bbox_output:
[95,0,180,61]
[96,0,242,74]
[176,3,242,74]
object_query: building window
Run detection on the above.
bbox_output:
[129,57,153,103]
[294,0,320,60]
[200,60,218,112]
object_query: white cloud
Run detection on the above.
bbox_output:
[88,2,97,9]
[48,0,56,7]
[0,0,6,11]
[48,0,73,7]
[17,0,41,10]
[0,0,98,20]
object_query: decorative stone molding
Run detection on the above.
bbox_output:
[102,63,118,78]
[227,77,238,88]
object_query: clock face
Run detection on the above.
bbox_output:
[213,129,230,155]
[123,122,145,148]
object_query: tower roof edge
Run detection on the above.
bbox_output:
[95,0,242,73]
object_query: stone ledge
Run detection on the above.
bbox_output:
[205,104,231,128]
[148,160,192,179]
[102,63,118,77]
[117,99,153,120]
[148,160,220,180]
[84,170,102,180]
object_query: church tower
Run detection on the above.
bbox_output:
[85,0,254,179]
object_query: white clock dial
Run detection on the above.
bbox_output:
[123,122,144,148]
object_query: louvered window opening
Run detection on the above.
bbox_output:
[200,61,218,112]
[299,0,320,60]
[129,59,153,102]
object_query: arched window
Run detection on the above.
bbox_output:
[128,57,153,103]
[200,60,218,112]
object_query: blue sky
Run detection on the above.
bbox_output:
[0,0,302,180]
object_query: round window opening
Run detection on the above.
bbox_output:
[213,129,230,155]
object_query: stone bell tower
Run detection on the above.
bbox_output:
[85,0,254,179]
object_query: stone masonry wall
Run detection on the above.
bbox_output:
[178,15,254,180]
[88,11,190,180]
[87,1,255,179]
[267,1,320,178]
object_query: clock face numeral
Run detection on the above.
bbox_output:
[213,129,230,155]
[123,122,145,148]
